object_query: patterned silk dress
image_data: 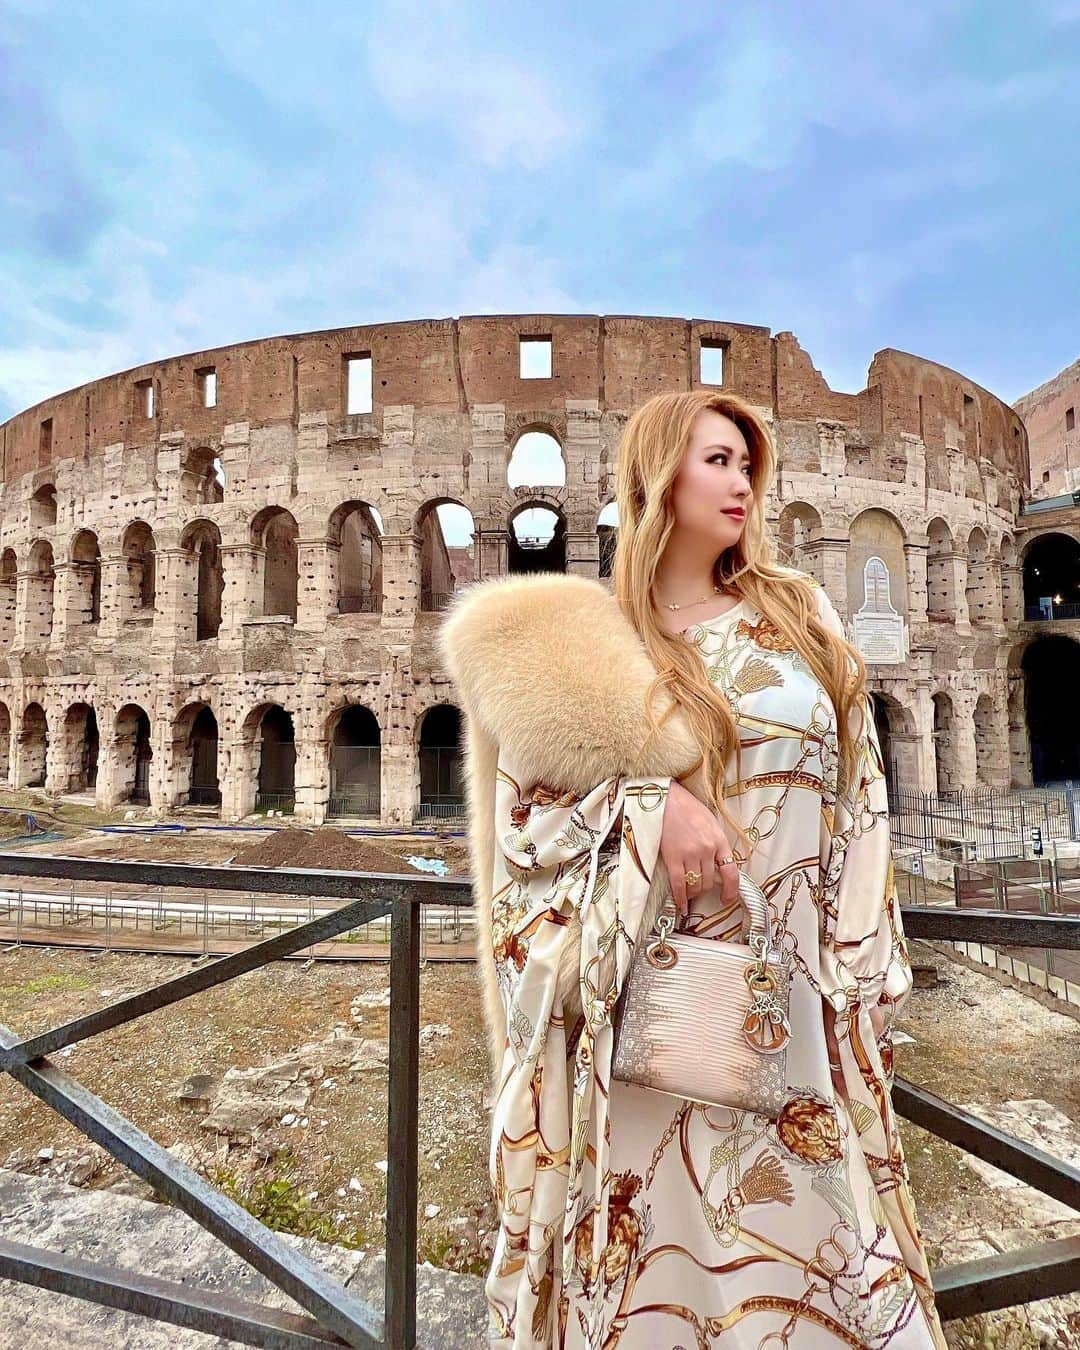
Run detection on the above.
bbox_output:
[483,579,948,1349]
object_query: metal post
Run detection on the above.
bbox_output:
[15,890,23,947]
[202,890,209,956]
[385,898,420,1350]
[105,889,112,952]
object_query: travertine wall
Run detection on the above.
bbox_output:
[0,315,1052,823]
[1014,357,1080,498]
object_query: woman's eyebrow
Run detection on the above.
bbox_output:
[703,442,751,462]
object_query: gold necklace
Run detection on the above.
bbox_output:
[662,583,728,612]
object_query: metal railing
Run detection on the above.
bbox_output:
[0,854,1076,1344]
[886,779,1080,855]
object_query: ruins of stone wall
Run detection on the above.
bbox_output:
[0,315,1037,822]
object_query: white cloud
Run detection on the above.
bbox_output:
[363,3,588,170]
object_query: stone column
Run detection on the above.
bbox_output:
[903,539,929,625]
[96,554,127,640]
[380,652,414,828]
[1000,561,1023,628]
[379,532,421,626]
[907,689,938,794]
[566,401,602,579]
[297,538,335,631]
[220,543,260,646]
[47,562,74,651]
[292,732,319,824]
[802,537,849,621]
[944,551,971,633]
[1007,674,1032,788]
[154,547,192,647]
[44,708,66,797]
[565,528,600,577]
[952,692,978,789]
[220,734,255,820]
[13,568,34,650]
[473,524,509,580]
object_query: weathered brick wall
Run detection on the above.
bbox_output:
[0,314,1049,820]
[1014,357,1080,497]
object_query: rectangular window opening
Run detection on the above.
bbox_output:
[519,336,552,380]
[136,380,154,419]
[700,340,725,386]
[346,354,373,414]
[39,418,53,461]
[1067,407,1076,432]
[1043,470,1051,482]
[198,367,217,408]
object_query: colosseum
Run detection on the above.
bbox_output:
[0,314,1076,826]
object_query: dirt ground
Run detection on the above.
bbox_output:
[6,817,472,877]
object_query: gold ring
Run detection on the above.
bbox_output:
[718,854,736,866]
[685,869,701,887]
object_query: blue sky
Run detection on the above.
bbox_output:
[1,0,1078,424]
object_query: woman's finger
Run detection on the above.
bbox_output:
[669,866,687,916]
[716,854,740,905]
[695,852,716,898]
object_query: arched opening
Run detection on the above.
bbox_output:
[777,503,822,574]
[926,518,954,622]
[30,483,57,529]
[121,520,156,621]
[114,704,153,804]
[179,447,225,504]
[252,705,295,812]
[932,692,957,796]
[508,502,566,575]
[597,501,618,579]
[330,501,384,614]
[1022,636,1080,784]
[252,508,299,621]
[1022,532,1080,621]
[416,500,473,612]
[327,705,381,817]
[417,704,463,820]
[62,703,99,793]
[965,527,992,626]
[180,520,223,641]
[507,429,566,488]
[177,703,220,808]
[70,529,102,628]
[26,541,55,645]
[869,693,896,799]
[0,549,16,651]
[19,703,48,788]
[0,702,11,785]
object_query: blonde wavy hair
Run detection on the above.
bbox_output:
[613,389,868,861]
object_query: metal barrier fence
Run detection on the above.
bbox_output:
[0,854,1077,1346]
[886,779,1080,856]
[0,880,468,959]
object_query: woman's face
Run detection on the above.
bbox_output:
[669,409,753,546]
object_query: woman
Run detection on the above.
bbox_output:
[440,390,946,1348]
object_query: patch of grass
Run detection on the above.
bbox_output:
[0,973,94,997]
[209,1154,375,1249]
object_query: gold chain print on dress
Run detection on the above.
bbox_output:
[482,583,947,1348]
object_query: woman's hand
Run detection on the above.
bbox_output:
[660,779,740,916]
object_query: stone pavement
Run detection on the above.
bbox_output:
[0,1167,487,1348]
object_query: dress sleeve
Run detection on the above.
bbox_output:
[808,579,913,1076]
